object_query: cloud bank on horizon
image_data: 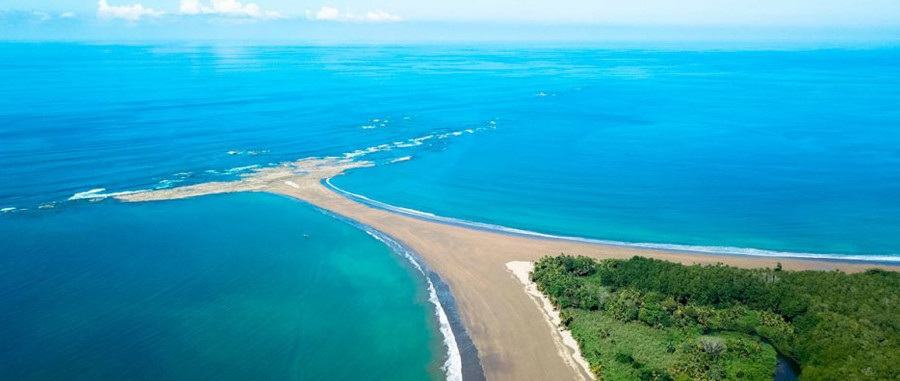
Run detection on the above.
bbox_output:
[90,0,401,22]
[306,6,401,22]
[97,0,164,21]
[1,0,898,42]
[178,0,283,19]
[2,0,898,25]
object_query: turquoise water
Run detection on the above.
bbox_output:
[0,42,898,378]
[2,44,898,258]
[329,48,900,258]
[0,193,443,380]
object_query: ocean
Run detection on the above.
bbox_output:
[1,43,899,377]
[0,193,445,380]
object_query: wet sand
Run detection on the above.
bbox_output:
[119,158,898,381]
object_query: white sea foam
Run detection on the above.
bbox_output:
[392,141,420,148]
[362,229,463,381]
[68,188,107,200]
[325,179,900,264]
[224,165,260,174]
[227,150,269,156]
[344,144,393,159]
[342,128,482,160]
[156,178,187,188]
[69,188,145,201]
[389,156,412,164]
[411,134,434,144]
[1,207,16,213]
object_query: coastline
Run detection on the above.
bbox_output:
[324,178,900,265]
[116,158,900,380]
[311,204,485,381]
[506,261,595,381]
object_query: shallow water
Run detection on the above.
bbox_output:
[0,193,444,380]
[1,42,897,380]
[330,48,900,257]
[2,43,898,258]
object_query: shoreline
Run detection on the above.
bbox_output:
[323,178,900,265]
[116,158,900,380]
[506,261,595,381]
[309,203,485,381]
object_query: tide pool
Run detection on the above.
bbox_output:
[0,193,444,380]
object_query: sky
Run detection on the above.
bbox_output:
[0,0,898,42]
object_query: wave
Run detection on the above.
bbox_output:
[362,229,463,381]
[309,206,466,380]
[25,126,495,211]
[324,179,900,264]
[157,179,183,186]
[68,188,107,200]
[389,156,412,164]
[344,143,394,159]
[223,165,260,174]
[69,188,147,201]
[225,150,270,156]
[342,126,492,160]
[1,207,17,213]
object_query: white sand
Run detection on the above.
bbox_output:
[506,261,595,380]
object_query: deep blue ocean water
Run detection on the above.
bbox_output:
[0,42,898,379]
[2,43,897,257]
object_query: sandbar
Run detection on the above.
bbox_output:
[118,158,898,381]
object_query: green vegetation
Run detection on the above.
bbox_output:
[531,256,900,381]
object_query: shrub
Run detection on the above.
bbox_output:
[700,337,726,359]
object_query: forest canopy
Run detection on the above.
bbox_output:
[531,255,899,381]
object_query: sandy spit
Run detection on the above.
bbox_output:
[118,158,898,381]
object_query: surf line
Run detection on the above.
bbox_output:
[281,195,485,381]
[322,179,900,265]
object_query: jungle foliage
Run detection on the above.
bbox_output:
[531,255,899,381]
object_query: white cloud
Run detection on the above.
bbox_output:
[179,0,282,19]
[59,12,77,19]
[179,0,203,14]
[31,11,51,22]
[311,6,340,20]
[364,10,402,22]
[306,6,402,22]
[97,0,164,21]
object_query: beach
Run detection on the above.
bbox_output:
[118,158,899,381]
